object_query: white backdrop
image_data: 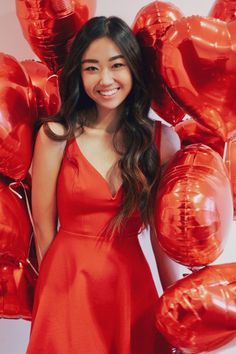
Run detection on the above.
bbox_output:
[1,1,236,353]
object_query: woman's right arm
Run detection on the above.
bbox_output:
[31,122,66,268]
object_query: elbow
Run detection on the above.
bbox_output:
[32,219,57,263]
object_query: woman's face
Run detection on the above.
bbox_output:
[80,36,133,115]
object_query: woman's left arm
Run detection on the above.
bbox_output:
[159,124,180,173]
[151,124,183,290]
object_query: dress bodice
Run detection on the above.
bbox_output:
[57,121,161,239]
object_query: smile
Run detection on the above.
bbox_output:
[98,88,120,97]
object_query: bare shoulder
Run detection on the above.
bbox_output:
[160,124,180,166]
[32,122,68,184]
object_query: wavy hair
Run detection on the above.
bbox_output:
[42,16,161,234]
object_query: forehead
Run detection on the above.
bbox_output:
[81,36,123,61]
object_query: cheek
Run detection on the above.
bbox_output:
[81,75,95,96]
[117,70,132,91]
[124,70,133,91]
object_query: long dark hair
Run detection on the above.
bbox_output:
[42,16,160,234]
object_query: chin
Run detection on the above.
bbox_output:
[96,100,126,112]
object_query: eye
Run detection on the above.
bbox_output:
[83,66,98,72]
[112,62,125,69]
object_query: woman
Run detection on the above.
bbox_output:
[27,16,180,354]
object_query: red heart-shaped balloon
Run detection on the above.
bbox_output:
[0,177,32,263]
[0,53,37,181]
[16,0,97,73]
[176,119,236,222]
[160,16,236,140]
[132,1,185,125]
[156,262,236,354]
[0,262,36,320]
[175,119,225,156]
[155,144,233,267]
[21,60,60,119]
[209,0,236,22]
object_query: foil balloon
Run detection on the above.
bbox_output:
[175,120,236,219]
[0,262,36,320]
[156,262,236,354]
[0,177,32,264]
[0,52,37,181]
[155,144,233,267]
[224,137,236,218]
[175,119,225,157]
[21,60,60,118]
[160,16,236,140]
[209,0,236,22]
[16,0,97,73]
[132,1,185,125]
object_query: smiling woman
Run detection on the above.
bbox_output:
[26,16,179,354]
[80,37,133,114]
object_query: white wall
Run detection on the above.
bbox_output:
[1,1,236,353]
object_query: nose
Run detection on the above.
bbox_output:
[99,68,114,86]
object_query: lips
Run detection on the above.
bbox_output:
[97,88,120,96]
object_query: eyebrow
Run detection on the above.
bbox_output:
[81,55,124,64]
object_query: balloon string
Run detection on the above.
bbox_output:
[8,181,40,276]
[8,182,23,199]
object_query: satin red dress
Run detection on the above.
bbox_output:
[26,121,171,354]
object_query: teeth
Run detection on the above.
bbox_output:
[99,88,119,96]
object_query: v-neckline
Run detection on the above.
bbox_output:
[73,137,122,200]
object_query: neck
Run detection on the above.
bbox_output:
[87,106,123,133]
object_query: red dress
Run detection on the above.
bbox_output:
[26,122,171,354]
